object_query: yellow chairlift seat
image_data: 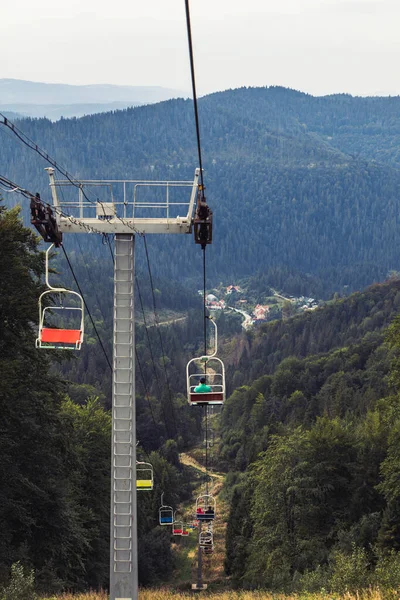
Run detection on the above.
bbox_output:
[136,461,153,491]
[137,479,153,489]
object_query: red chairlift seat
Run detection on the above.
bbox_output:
[189,391,224,405]
[41,328,82,345]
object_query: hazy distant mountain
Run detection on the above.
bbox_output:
[0,101,143,121]
[0,78,187,119]
[0,110,24,120]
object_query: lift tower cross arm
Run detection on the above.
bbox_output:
[45,167,200,600]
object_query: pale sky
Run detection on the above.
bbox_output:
[2,0,400,97]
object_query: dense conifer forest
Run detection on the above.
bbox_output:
[0,204,204,593]
[2,86,400,294]
[221,280,400,591]
[4,87,400,596]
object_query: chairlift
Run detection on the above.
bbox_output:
[36,244,84,350]
[186,318,225,406]
[173,521,183,536]
[195,494,216,522]
[182,524,190,537]
[199,530,213,548]
[136,462,154,491]
[204,429,214,448]
[159,493,174,525]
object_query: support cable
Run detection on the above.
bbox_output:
[104,233,115,264]
[204,404,209,496]
[184,0,205,198]
[0,174,113,374]
[0,174,108,237]
[184,2,211,502]
[0,114,142,234]
[135,276,173,440]
[135,346,160,432]
[61,245,113,372]
[202,248,207,356]
[143,236,178,437]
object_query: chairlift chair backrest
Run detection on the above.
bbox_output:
[136,462,154,491]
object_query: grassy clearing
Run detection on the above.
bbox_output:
[40,587,399,599]
[179,453,224,480]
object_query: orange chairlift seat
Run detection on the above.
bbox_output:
[36,244,84,350]
[186,318,225,406]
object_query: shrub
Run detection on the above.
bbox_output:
[298,564,329,592]
[329,544,370,593]
[0,562,36,600]
[373,548,400,589]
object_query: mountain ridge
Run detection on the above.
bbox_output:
[2,85,400,294]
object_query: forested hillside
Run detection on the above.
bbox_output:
[225,279,400,390]
[2,86,400,294]
[0,204,205,593]
[221,279,400,591]
[4,86,400,596]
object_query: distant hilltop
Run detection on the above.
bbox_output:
[0,78,187,120]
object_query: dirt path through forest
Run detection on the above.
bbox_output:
[172,449,228,590]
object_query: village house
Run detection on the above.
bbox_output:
[253,304,270,321]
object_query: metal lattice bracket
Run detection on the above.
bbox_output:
[45,167,200,234]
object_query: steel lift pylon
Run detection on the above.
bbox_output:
[45,167,200,600]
